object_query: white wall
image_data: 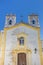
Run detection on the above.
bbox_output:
[4,26,40,65]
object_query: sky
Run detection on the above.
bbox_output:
[0,0,43,40]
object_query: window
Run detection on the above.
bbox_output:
[9,20,12,25]
[32,20,35,24]
[19,37,24,45]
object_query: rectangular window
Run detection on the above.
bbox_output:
[19,37,24,45]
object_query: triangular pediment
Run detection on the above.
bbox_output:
[4,23,40,31]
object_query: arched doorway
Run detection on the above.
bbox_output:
[18,53,26,65]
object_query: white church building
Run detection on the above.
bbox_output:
[0,14,43,65]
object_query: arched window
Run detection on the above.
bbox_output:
[19,37,24,45]
[9,20,12,25]
[32,20,35,24]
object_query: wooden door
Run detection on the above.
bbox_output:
[18,53,26,65]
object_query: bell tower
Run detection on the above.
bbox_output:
[5,14,16,28]
[28,14,40,27]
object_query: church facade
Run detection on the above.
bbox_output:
[0,14,43,65]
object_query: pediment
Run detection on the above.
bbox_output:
[4,23,39,38]
[4,23,39,31]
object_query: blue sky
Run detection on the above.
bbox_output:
[0,0,43,40]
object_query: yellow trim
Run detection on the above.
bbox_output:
[38,29,43,65]
[11,48,32,65]
[4,23,40,31]
[0,33,2,65]
[2,29,7,65]
[11,48,32,54]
